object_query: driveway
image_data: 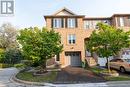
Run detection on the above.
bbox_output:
[54,66,106,83]
[1,67,130,87]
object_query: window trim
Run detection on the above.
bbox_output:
[67,18,76,28]
[68,34,76,44]
[53,18,62,28]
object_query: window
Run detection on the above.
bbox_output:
[84,21,90,29]
[53,18,62,28]
[119,17,124,27]
[67,18,76,28]
[68,34,76,44]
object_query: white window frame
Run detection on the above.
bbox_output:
[68,34,76,44]
[84,21,90,29]
[53,18,62,28]
[67,18,76,28]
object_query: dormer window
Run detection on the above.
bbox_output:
[52,18,64,28]
[67,18,76,28]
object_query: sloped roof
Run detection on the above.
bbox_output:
[53,7,76,15]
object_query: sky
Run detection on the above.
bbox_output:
[0,0,130,29]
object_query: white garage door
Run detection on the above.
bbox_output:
[65,52,81,67]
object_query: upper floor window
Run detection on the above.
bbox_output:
[84,21,90,29]
[67,18,76,28]
[119,17,124,27]
[52,18,63,28]
[84,21,99,29]
[68,34,76,44]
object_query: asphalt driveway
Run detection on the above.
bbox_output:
[54,66,106,83]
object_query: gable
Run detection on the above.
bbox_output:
[56,10,74,16]
[53,8,76,16]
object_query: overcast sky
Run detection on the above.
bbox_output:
[0,0,130,29]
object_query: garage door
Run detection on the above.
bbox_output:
[65,52,81,67]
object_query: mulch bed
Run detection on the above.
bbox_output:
[53,66,106,84]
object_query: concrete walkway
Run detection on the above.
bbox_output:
[0,68,42,87]
[1,67,130,87]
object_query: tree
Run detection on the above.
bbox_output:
[86,23,130,73]
[0,23,20,64]
[17,27,63,72]
[0,23,19,49]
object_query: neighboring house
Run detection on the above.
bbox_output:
[44,7,130,68]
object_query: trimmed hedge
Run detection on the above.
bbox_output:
[0,63,12,68]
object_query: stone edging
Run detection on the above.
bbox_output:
[10,68,62,86]
[10,69,46,86]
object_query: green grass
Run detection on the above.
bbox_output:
[104,76,130,81]
[16,71,57,82]
[89,67,130,81]
[89,67,105,74]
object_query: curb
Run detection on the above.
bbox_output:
[10,69,45,86]
[107,81,130,84]
[11,75,45,86]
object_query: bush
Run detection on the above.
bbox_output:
[0,63,12,68]
[4,48,23,64]
[14,63,26,69]
[0,48,5,63]
[21,60,33,66]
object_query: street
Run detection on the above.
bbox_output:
[0,68,130,87]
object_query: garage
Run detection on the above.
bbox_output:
[65,52,82,67]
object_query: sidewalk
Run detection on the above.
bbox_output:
[107,81,130,87]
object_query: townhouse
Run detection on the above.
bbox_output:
[44,8,130,67]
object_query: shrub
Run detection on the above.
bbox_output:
[0,48,5,63]
[21,60,33,66]
[0,63,12,68]
[14,63,26,68]
[4,48,23,64]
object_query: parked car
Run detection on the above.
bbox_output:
[107,58,130,73]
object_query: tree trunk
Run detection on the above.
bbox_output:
[40,60,47,73]
[106,57,111,73]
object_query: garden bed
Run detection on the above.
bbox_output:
[16,71,57,82]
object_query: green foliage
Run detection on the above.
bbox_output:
[0,48,5,62]
[21,60,33,66]
[4,48,23,64]
[86,23,130,72]
[87,23,130,58]
[0,63,13,68]
[17,27,63,69]
[14,63,26,68]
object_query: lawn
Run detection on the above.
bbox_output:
[90,67,130,81]
[104,76,130,81]
[16,71,57,82]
